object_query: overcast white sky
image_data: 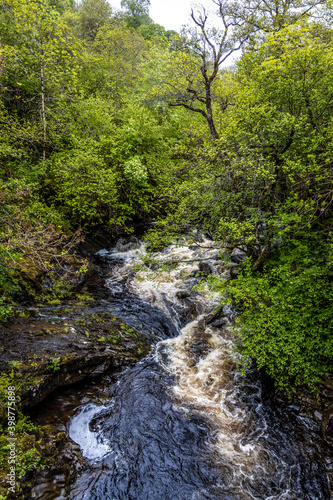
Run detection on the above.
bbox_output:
[108,0,216,32]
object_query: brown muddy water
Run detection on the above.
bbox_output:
[31,238,332,499]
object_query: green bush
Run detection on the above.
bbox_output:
[214,229,333,393]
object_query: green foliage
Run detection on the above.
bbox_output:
[121,0,152,29]
[124,156,148,185]
[0,0,82,174]
[0,178,83,318]
[0,369,44,497]
[0,418,42,480]
[47,0,74,14]
[48,357,61,372]
[146,20,333,392]
[47,146,120,227]
[75,0,112,42]
[41,92,183,228]
[93,21,149,91]
[0,263,14,322]
[211,229,333,392]
[0,0,332,396]
[137,23,176,43]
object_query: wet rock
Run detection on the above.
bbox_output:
[209,317,229,328]
[229,265,240,279]
[10,287,33,304]
[206,308,230,329]
[189,341,211,361]
[322,411,333,447]
[176,289,191,299]
[43,276,53,289]
[94,249,113,265]
[0,310,150,413]
[30,469,67,500]
[230,248,246,265]
[183,318,212,361]
[198,261,213,276]
[283,374,333,451]
[90,361,111,377]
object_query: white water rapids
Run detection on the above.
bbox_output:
[68,237,330,500]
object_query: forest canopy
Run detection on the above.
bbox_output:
[0,0,332,393]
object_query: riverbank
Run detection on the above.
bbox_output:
[0,247,152,499]
[1,236,332,499]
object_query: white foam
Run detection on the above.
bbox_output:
[69,403,111,461]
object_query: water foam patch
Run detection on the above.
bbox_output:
[69,403,111,461]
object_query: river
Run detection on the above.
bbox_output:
[63,237,330,499]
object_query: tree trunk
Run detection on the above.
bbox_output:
[205,81,219,140]
[40,55,46,169]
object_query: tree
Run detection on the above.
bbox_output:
[76,0,112,42]
[47,0,75,14]
[144,1,245,139]
[0,0,80,169]
[94,21,149,89]
[185,2,245,138]
[148,20,333,391]
[137,23,176,43]
[231,0,326,37]
[120,0,152,29]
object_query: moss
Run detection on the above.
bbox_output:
[16,258,41,283]
[46,299,62,305]
[0,305,151,498]
[57,432,66,442]
[0,410,44,498]
[109,334,120,345]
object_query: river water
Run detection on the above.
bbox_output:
[67,237,330,500]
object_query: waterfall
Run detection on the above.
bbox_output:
[68,237,330,500]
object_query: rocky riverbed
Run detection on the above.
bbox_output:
[0,235,332,499]
[0,259,153,499]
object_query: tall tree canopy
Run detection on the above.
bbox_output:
[76,0,112,41]
[120,0,152,28]
[0,0,332,395]
[231,0,326,35]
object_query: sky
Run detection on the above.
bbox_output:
[108,0,217,32]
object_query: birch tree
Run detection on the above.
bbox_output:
[0,0,80,168]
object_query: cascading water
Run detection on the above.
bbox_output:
[68,237,330,500]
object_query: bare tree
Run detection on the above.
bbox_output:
[231,0,326,36]
[169,0,246,139]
